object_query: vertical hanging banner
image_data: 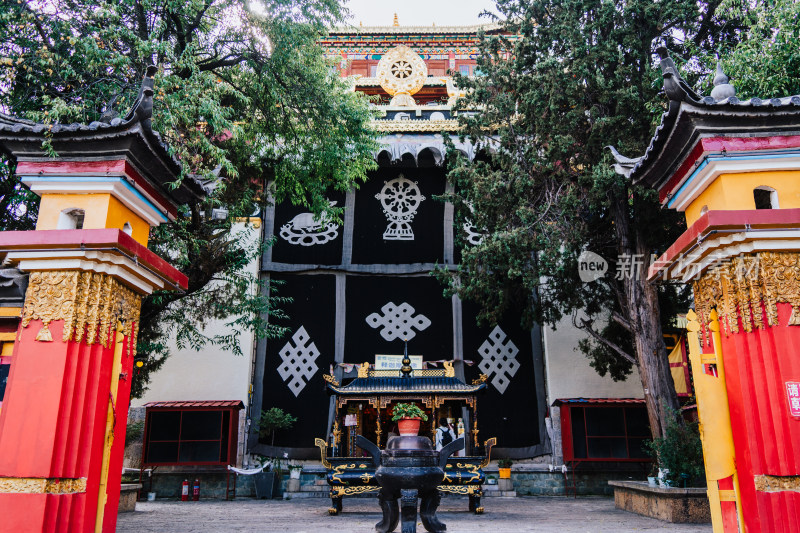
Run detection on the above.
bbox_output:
[787,382,800,417]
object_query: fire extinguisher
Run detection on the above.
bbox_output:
[192,478,200,501]
[181,479,189,501]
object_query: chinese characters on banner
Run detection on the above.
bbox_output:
[787,382,800,417]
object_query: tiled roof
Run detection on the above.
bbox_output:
[610,48,800,193]
[551,398,645,406]
[328,375,485,395]
[0,66,207,205]
[144,400,244,409]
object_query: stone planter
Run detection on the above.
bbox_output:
[119,483,142,512]
[608,480,711,523]
[253,471,276,499]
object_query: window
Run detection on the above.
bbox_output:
[754,186,778,210]
[459,64,471,76]
[558,400,651,461]
[370,65,377,77]
[142,401,242,466]
[57,208,85,230]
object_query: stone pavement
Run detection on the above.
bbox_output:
[116,496,712,532]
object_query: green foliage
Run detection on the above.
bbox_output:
[646,409,706,487]
[125,420,145,447]
[0,155,38,231]
[258,407,297,446]
[0,0,378,396]
[390,403,428,422]
[713,0,800,99]
[437,0,756,436]
[497,458,513,468]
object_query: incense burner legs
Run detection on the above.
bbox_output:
[375,488,445,533]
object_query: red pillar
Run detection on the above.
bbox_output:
[0,319,116,532]
[718,302,800,533]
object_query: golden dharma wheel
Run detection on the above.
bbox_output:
[377,45,428,97]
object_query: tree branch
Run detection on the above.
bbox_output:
[611,311,633,332]
[574,314,638,366]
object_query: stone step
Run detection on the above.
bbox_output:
[283,491,328,499]
[314,479,328,486]
[484,490,517,497]
[298,485,329,492]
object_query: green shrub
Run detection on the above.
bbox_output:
[646,408,706,488]
[258,407,297,446]
[125,420,145,447]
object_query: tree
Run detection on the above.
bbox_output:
[0,0,377,396]
[715,0,800,98]
[441,0,749,438]
[258,407,297,447]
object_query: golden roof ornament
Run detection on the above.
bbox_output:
[377,45,427,107]
[393,13,399,26]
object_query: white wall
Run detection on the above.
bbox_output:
[130,220,262,463]
[542,314,644,405]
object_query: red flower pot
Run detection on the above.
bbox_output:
[397,417,422,436]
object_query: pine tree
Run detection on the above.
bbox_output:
[442,0,751,438]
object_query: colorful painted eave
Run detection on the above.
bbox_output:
[0,229,188,290]
[648,208,800,281]
[371,118,461,133]
[327,23,502,36]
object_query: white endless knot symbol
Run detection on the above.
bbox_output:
[477,326,520,394]
[366,302,432,342]
[277,326,320,397]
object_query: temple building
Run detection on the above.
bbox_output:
[126,20,692,497]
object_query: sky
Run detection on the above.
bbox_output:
[343,0,499,27]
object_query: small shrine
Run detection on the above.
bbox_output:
[317,355,495,516]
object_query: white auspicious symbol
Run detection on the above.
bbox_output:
[463,220,484,246]
[478,326,520,394]
[277,326,320,397]
[366,302,432,341]
[279,202,339,246]
[462,202,485,245]
[375,175,426,240]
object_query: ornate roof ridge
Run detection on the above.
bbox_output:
[609,48,800,191]
[0,66,208,204]
[329,23,501,35]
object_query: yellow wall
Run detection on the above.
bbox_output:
[685,170,800,225]
[36,194,150,245]
[104,195,150,245]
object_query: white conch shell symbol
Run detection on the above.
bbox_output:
[280,201,340,246]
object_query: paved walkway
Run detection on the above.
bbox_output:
[116,496,712,532]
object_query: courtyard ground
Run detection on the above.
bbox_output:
[116,496,712,532]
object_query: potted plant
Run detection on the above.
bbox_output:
[497,458,513,479]
[391,403,428,436]
[251,455,276,500]
[647,463,658,487]
[288,464,303,480]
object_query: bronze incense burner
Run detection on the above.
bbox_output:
[357,435,463,533]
